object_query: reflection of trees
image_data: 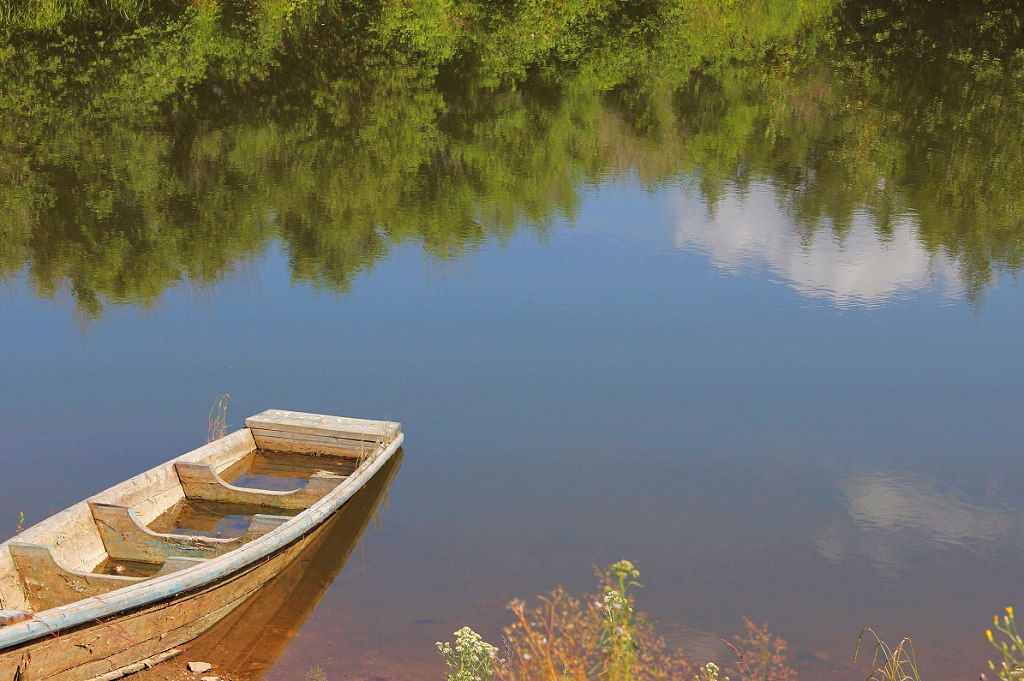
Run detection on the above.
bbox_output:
[0,0,834,314]
[1,0,1023,313]
[668,0,1024,301]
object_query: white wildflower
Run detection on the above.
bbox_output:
[696,662,729,681]
[437,627,502,681]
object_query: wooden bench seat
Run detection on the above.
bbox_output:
[174,462,346,511]
[89,503,290,563]
[8,544,209,611]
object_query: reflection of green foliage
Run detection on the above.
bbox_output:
[0,0,835,314]
[1,0,1024,313]
[0,0,143,32]
[670,0,1024,301]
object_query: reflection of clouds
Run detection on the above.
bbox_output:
[818,473,1022,578]
[671,183,962,307]
[843,474,1010,544]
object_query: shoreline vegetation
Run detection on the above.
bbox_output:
[1,0,1023,315]
[436,561,1023,681]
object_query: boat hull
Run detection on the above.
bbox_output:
[0,522,321,680]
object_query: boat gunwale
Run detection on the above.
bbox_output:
[0,427,404,651]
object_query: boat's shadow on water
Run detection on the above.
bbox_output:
[135,450,403,681]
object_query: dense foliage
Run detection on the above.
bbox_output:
[1,0,1022,314]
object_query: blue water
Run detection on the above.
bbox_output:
[2,179,1022,679]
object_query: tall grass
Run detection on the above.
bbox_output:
[854,629,921,681]
[207,392,229,442]
[853,608,1024,681]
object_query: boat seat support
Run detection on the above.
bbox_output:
[89,503,290,563]
[8,543,144,612]
[8,543,211,612]
[174,462,345,510]
[153,556,209,577]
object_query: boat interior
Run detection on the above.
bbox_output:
[0,410,398,621]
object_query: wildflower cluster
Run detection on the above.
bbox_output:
[601,589,628,613]
[696,662,730,681]
[595,560,644,681]
[436,626,502,681]
[987,607,1024,681]
[609,560,640,584]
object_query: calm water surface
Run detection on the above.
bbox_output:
[2,1,1023,679]
[3,179,1023,679]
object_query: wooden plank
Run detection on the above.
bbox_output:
[0,611,29,627]
[174,429,260,475]
[250,427,376,445]
[90,503,285,563]
[146,500,298,536]
[175,463,345,511]
[246,409,400,441]
[0,503,109,607]
[247,515,291,536]
[252,434,374,457]
[248,451,356,479]
[82,648,181,681]
[8,543,143,612]
[152,558,207,578]
[246,409,394,436]
[250,429,379,453]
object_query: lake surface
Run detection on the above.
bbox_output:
[2,0,1023,679]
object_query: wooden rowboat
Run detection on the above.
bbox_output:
[136,449,402,680]
[0,409,403,681]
